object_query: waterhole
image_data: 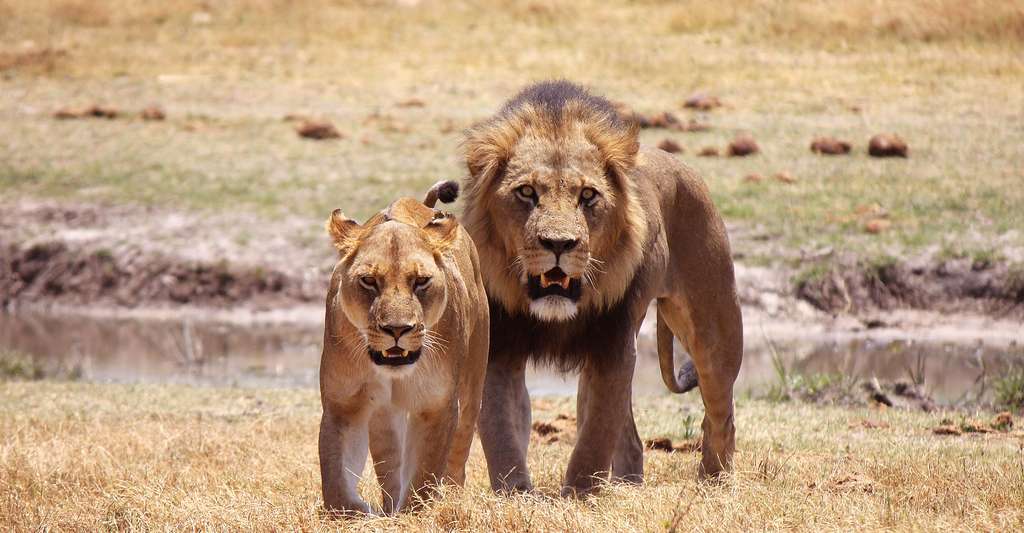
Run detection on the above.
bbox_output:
[1,310,1020,404]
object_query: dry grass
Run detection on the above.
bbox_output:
[2,381,1023,530]
[664,0,1024,44]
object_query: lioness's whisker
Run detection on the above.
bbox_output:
[424,330,449,350]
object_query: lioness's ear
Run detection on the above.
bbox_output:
[326,209,361,253]
[423,211,459,253]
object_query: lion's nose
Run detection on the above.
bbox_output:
[379,323,415,340]
[539,237,579,255]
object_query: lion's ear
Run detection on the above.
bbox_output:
[423,211,459,253]
[326,209,362,253]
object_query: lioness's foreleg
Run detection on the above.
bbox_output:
[368,408,407,515]
[319,410,372,515]
[445,325,489,486]
[659,296,741,479]
[478,354,534,493]
[402,399,458,510]
[562,337,637,496]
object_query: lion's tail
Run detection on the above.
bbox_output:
[656,302,699,394]
[423,180,460,208]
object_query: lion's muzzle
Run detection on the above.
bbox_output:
[527,267,582,301]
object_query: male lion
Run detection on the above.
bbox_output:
[462,81,743,495]
[319,181,489,514]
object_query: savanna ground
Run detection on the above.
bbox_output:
[2,0,1024,530]
[2,382,1023,531]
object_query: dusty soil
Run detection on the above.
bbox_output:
[0,239,317,309]
[0,200,328,311]
[797,256,1024,317]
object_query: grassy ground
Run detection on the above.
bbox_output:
[1,381,1022,531]
[1,0,1022,266]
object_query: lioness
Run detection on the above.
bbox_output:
[462,81,743,495]
[319,181,489,514]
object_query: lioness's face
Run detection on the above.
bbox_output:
[337,222,448,370]
[494,137,618,321]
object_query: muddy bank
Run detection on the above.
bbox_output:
[796,257,1024,317]
[1,239,322,309]
[2,199,1022,322]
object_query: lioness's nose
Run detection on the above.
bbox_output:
[539,237,579,255]
[380,323,415,340]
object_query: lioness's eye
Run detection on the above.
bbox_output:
[413,276,432,290]
[515,185,537,204]
[358,276,378,290]
[580,187,599,205]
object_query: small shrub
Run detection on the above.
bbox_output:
[0,350,45,381]
[994,367,1024,410]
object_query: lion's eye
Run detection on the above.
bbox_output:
[515,185,537,204]
[413,276,432,290]
[580,187,599,206]
[358,276,378,291]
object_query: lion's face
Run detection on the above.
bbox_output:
[328,214,456,372]
[489,135,623,321]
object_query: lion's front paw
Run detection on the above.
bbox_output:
[322,499,375,519]
[559,478,603,499]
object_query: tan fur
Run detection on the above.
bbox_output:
[463,81,743,495]
[319,193,489,515]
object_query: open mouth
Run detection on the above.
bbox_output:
[369,347,422,367]
[527,267,582,301]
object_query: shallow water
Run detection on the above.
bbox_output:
[1,310,1020,403]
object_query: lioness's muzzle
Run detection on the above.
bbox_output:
[369,347,422,366]
[528,267,582,301]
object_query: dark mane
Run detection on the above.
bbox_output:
[500,80,631,131]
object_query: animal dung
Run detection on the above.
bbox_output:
[810,136,851,155]
[697,146,720,157]
[396,98,426,108]
[53,104,119,120]
[140,105,166,121]
[657,138,684,154]
[644,111,682,129]
[296,119,342,140]
[868,134,908,157]
[773,171,797,184]
[683,92,722,110]
[727,134,759,157]
[864,218,892,234]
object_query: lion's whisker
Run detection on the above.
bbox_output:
[506,255,525,277]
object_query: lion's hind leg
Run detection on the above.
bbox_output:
[658,296,742,479]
